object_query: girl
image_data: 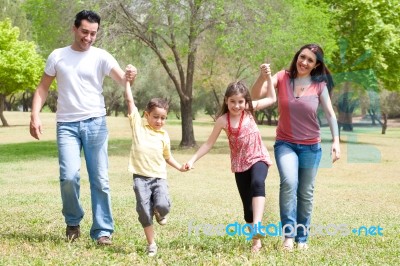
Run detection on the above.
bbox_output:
[124,66,188,256]
[185,65,276,252]
[251,44,340,251]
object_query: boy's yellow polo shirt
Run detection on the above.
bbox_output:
[127,107,171,179]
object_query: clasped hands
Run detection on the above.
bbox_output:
[125,64,137,82]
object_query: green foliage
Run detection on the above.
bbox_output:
[99,0,237,146]
[194,0,336,119]
[16,0,400,125]
[0,0,30,40]
[22,0,88,56]
[193,88,222,121]
[0,19,44,95]
[214,0,336,73]
[327,0,400,91]
[380,90,400,118]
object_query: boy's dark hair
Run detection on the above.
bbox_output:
[74,10,101,28]
[146,98,169,113]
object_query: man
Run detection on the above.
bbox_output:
[29,10,136,245]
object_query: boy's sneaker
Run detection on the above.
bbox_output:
[66,225,80,242]
[147,243,158,257]
[154,210,167,226]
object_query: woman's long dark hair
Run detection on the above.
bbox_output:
[287,44,334,94]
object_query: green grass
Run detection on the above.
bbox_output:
[1,111,400,265]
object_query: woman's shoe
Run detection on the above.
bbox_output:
[282,237,294,252]
[297,242,309,250]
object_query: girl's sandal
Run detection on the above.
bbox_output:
[251,244,262,253]
[251,239,262,253]
[252,233,265,240]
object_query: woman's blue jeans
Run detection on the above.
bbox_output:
[274,140,322,243]
[57,116,114,240]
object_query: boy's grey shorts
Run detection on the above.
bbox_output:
[133,175,171,227]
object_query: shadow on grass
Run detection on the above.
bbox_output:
[0,139,145,162]
[0,139,134,163]
[0,133,386,165]
[0,230,136,254]
[110,138,232,155]
[0,141,58,163]
[1,124,30,127]
[1,139,220,163]
[0,231,63,244]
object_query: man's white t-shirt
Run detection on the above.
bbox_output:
[45,46,118,122]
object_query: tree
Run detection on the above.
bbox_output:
[326,0,400,131]
[100,0,336,147]
[1,0,36,112]
[0,19,44,126]
[215,0,336,72]
[22,0,87,56]
[22,0,110,113]
[100,0,235,147]
[380,90,400,134]
[0,0,30,40]
[195,0,335,123]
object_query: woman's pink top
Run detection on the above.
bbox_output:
[276,70,325,144]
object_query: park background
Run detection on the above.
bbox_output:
[1,0,400,265]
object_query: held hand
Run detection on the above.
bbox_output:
[260,63,271,80]
[125,64,137,82]
[29,117,43,140]
[184,162,194,171]
[179,164,190,172]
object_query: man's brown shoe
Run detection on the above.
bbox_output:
[97,236,112,245]
[66,225,80,242]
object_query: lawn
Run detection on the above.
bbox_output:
[0,111,399,265]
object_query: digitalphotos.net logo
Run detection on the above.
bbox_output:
[188,221,383,241]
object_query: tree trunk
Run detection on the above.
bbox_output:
[338,82,356,131]
[22,91,30,112]
[6,94,16,111]
[180,97,196,148]
[0,94,10,126]
[266,109,274,126]
[381,113,387,134]
[368,109,376,125]
[368,109,383,126]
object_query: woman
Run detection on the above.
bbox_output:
[251,44,340,251]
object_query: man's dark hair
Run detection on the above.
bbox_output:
[74,10,101,28]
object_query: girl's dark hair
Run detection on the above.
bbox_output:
[288,44,334,94]
[74,10,101,28]
[218,80,254,118]
[145,98,169,113]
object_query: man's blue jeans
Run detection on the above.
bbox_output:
[274,140,322,243]
[57,116,114,240]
